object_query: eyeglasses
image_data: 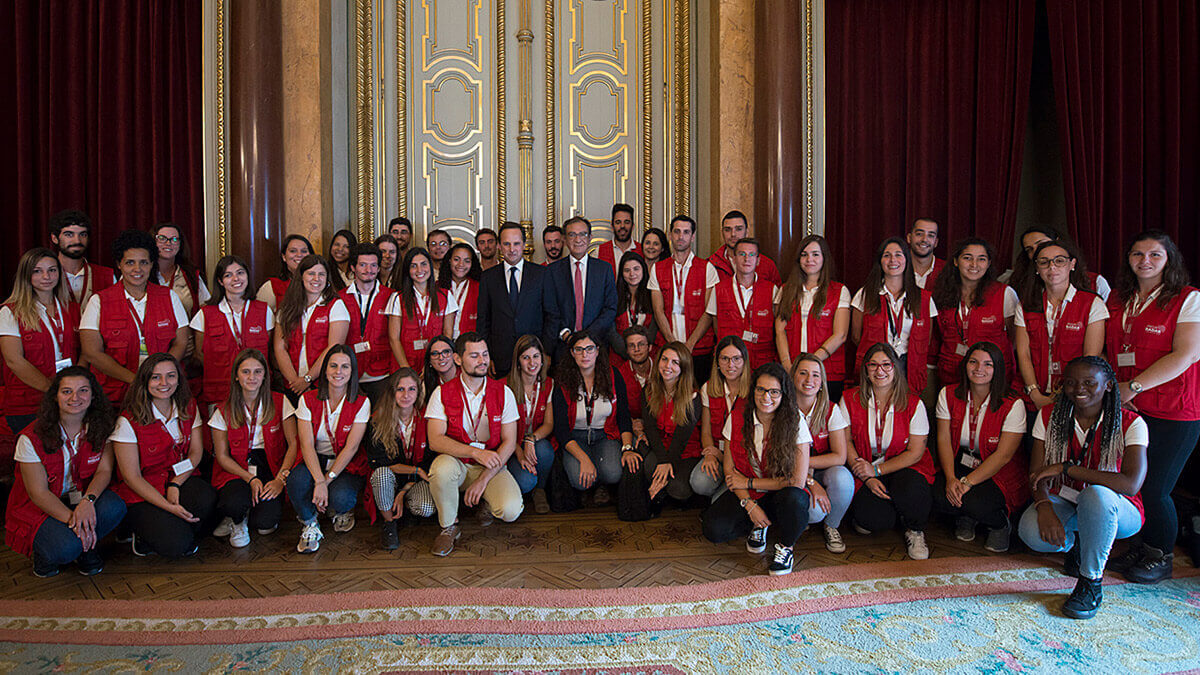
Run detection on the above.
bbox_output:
[430,348,453,358]
[565,232,590,240]
[718,355,745,365]
[156,235,180,244]
[866,362,895,371]
[572,344,598,355]
[734,251,758,259]
[754,386,782,398]
[1036,255,1072,269]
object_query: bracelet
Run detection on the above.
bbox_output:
[958,476,972,487]
[166,482,181,491]
[1033,498,1052,509]
[748,477,754,490]
[873,464,881,477]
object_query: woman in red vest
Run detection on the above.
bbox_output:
[626,342,702,504]
[422,335,458,406]
[850,238,937,394]
[151,223,209,318]
[1014,240,1107,410]
[702,362,812,576]
[366,368,435,550]
[840,342,935,560]
[506,335,555,512]
[1020,356,1147,619]
[5,367,124,577]
[1,248,82,434]
[438,243,482,339]
[255,234,314,311]
[698,336,751,499]
[1104,231,1200,583]
[775,235,850,402]
[80,230,191,406]
[790,354,853,554]
[325,228,358,292]
[286,345,372,553]
[387,247,458,371]
[111,353,216,558]
[933,341,1028,552]
[192,255,274,411]
[612,251,658,361]
[706,239,779,369]
[931,238,1018,388]
[273,255,350,402]
[209,349,298,548]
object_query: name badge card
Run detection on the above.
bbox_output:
[1058,485,1080,504]
[1117,352,1136,368]
[171,458,195,476]
[354,341,370,353]
[54,358,73,373]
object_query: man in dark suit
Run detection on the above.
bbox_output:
[477,222,548,377]
[544,216,618,359]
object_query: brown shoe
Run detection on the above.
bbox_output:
[593,485,612,506]
[477,500,495,527]
[532,488,551,514]
[431,523,461,556]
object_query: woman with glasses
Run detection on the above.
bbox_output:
[151,223,209,318]
[1014,240,1107,410]
[702,363,812,576]
[386,248,458,371]
[506,335,555,513]
[698,336,751,499]
[625,342,703,503]
[776,235,850,401]
[256,234,315,310]
[551,332,634,504]
[421,335,458,406]
[791,354,854,553]
[840,342,935,560]
[931,238,1018,388]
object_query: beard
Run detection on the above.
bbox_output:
[59,245,86,260]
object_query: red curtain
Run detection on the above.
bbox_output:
[1045,0,1200,280]
[825,0,1035,288]
[0,0,204,292]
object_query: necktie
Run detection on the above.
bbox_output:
[574,261,584,331]
[509,266,519,309]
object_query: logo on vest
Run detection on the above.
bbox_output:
[987,436,1000,445]
[249,326,262,334]
[1063,321,1084,332]
[1146,325,1167,335]
[156,320,171,328]
[979,315,997,325]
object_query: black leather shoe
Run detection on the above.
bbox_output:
[1106,543,1145,574]
[1062,576,1103,619]
[76,550,104,576]
[380,520,400,551]
[1125,550,1174,584]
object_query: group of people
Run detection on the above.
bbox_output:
[3,206,1198,622]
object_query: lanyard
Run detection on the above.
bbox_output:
[42,298,67,355]
[733,277,755,318]
[452,280,470,316]
[884,293,906,345]
[321,400,341,453]
[869,399,890,458]
[1121,285,1162,349]
[70,264,92,305]
[582,385,599,427]
[956,301,972,344]
[413,289,433,332]
[244,402,259,438]
[61,424,85,487]
[520,381,541,429]
[399,415,415,449]
[225,299,250,348]
[355,283,377,336]
[459,378,487,443]
[672,256,689,307]
[966,395,989,454]
[124,295,149,352]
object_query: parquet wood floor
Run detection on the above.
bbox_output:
[0,504,996,601]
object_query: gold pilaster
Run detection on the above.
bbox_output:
[355,0,376,241]
[544,0,556,229]
[518,0,535,254]
[396,0,408,218]
[497,0,507,224]
[641,0,652,232]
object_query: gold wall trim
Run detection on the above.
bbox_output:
[496,0,507,223]
[544,0,556,229]
[672,0,690,216]
[803,0,815,235]
[397,0,408,218]
[640,0,651,233]
[355,0,376,242]
[216,0,228,255]
[517,0,534,254]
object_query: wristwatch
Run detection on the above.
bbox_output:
[1129,380,1145,394]
[621,443,633,452]
[304,375,313,384]
[1025,383,1039,395]
[958,476,972,487]
[1060,459,1076,479]
[739,497,754,510]
[326,470,338,481]
[84,493,97,503]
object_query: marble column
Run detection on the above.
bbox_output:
[712,0,755,254]
[281,0,325,249]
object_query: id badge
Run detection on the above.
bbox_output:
[54,358,72,373]
[171,458,194,476]
[1058,486,1080,504]
[470,441,486,450]
[68,489,83,506]
[413,339,428,351]
[741,331,758,342]
[353,341,370,354]
[1117,352,1136,368]
[871,455,885,468]
[672,300,684,315]
[247,463,258,477]
[1050,361,1062,375]
[955,343,968,356]
[320,455,333,472]
[960,453,981,469]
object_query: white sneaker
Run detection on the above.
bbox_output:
[213,516,234,537]
[904,530,929,560]
[229,519,250,548]
[297,522,323,553]
[257,525,278,536]
[823,523,846,553]
[332,512,356,533]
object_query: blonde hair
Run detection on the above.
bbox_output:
[370,368,423,461]
[645,342,697,427]
[790,354,830,436]
[4,248,62,332]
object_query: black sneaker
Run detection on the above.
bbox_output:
[1062,576,1103,619]
[380,520,400,551]
[1125,550,1174,584]
[746,526,768,554]
[1107,543,1145,573]
[768,544,794,576]
[76,550,104,576]
[1063,542,1080,578]
[32,554,60,578]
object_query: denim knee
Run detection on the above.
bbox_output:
[327,474,364,515]
[689,461,722,497]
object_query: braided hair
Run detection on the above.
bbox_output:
[1042,356,1124,472]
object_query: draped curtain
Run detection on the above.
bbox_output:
[825,0,1035,288]
[0,0,203,291]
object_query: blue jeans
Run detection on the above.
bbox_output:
[508,438,556,493]
[1018,487,1143,580]
[562,429,622,489]
[808,465,855,528]
[286,464,366,524]
[32,490,127,565]
[689,458,723,499]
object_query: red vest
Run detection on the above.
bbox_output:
[784,282,847,381]
[653,395,702,459]
[802,403,835,456]
[341,284,398,378]
[653,256,715,354]
[211,392,290,489]
[514,378,553,442]
[712,277,778,369]
[560,377,623,441]
[65,262,116,306]
[915,258,946,290]
[617,361,648,419]
[4,427,106,557]
[1106,287,1200,421]
[396,410,430,467]
[397,288,451,370]
[285,301,335,374]
[112,402,198,504]
[1039,406,1145,519]
[268,277,289,308]
[708,248,781,285]
[935,283,1015,386]
[855,290,935,394]
[197,301,271,406]
[160,268,203,317]
[724,409,805,500]
[1025,287,1097,393]
[842,387,935,484]
[945,392,1029,513]
[94,284,181,404]
[597,241,641,277]
[449,279,479,336]
[300,389,371,477]
[2,301,81,415]
[706,390,745,449]
[438,377,507,460]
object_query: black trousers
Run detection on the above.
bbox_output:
[849,467,932,533]
[643,452,701,502]
[215,449,284,531]
[693,353,713,386]
[124,475,218,558]
[932,457,1009,530]
[702,486,810,546]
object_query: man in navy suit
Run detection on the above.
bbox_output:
[545,216,618,360]
[477,222,549,377]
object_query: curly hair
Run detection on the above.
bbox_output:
[742,363,802,481]
[32,366,116,454]
[1042,356,1124,472]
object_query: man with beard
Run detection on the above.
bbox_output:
[907,217,944,289]
[616,325,654,420]
[388,217,413,257]
[474,227,499,271]
[541,225,565,264]
[49,209,115,307]
[707,210,780,284]
[596,203,640,278]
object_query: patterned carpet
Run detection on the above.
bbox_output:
[2,556,1198,673]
